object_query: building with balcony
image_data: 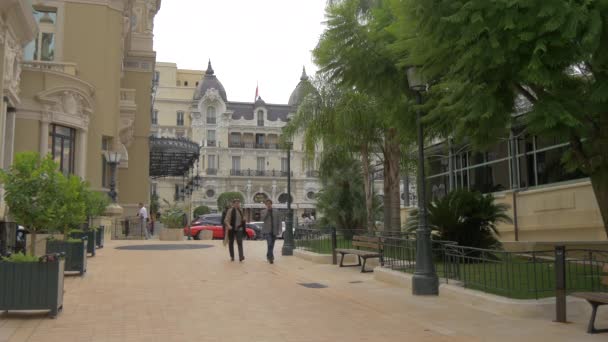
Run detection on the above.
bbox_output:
[3,0,161,218]
[152,62,322,221]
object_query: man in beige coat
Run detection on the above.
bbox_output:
[261,199,282,264]
[223,199,246,262]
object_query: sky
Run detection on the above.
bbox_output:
[153,0,328,104]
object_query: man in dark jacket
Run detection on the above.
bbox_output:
[261,199,281,264]
[223,199,246,262]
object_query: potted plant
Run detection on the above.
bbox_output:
[0,252,65,317]
[159,201,186,241]
[45,174,88,274]
[149,192,160,236]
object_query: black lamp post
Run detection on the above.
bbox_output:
[281,141,295,256]
[407,66,439,296]
[104,151,122,203]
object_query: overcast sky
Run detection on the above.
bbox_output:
[153,0,328,104]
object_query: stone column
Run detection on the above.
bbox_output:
[77,129,88,178]
[39,120,50,157]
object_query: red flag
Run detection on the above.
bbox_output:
[255,82,259,101]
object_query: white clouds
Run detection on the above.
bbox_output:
[153,0,327,104]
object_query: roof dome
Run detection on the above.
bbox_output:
[193,60,227,102]
[254,96,266,108]
[288,66,316,107]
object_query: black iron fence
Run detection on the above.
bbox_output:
[293,227,608,302]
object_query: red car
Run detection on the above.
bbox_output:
[184,225,256,240]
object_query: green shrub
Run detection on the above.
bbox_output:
[407,190,512,250]
[217,192,244,211]
[1,253,40,263]
[193,205,211,218]
[160,201,186,229]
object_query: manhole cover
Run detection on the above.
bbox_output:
[299,282,328,289]
[115,244,213,251]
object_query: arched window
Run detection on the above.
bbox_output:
[278,193,293,204]
[257,110,264,127]
[207,106,216,124]
[253,193,268,203]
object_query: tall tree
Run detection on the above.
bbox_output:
[283,75,384,231]
[391,0,608,236]
[314,0,414,231]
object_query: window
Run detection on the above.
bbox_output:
[174,184,183,201]
[278,193,292,204]
[176,80,181,86]
[281,158,288,172]
[196,82,199,86]
[208,155,216,169]
[153,71,160,85]
[48,125,75,175]
[232,156,241,171]
[229,133,241,147]
[24,9,57,61]
[307,191,316,200]
[206,189,215,198]
[207,106,216,124]
[151,183,157,196]
[257,157,265,172]
[151,110,158,125]
[101,137,112,187]
[184,81,189,86]
[255,134,265,147]
[257,110,264,127]
[206,130,216,146]
[176,111,184,126]
[254,193,268,203]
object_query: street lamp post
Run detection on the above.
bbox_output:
[282,141,295,256]
[407,66,439,296]
[104,151,122,203]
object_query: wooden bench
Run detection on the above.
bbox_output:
[335,236,383,273]
[572,264,608,334]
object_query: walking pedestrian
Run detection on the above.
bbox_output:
[223,199,246,262]
[137,202,150,239]
[261,199,281,264]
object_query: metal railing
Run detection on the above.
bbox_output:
[230,169,292,177]
[228,142,279,149]
[112,217,146,240]
[306,170,320,178]
[206,168,218,175]
[293,227,608,302]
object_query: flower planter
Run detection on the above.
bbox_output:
[159,228,184,241]
[46,240,87,275]
[69,230,96,256]
[96,226,105,248]
[0,258,65,317]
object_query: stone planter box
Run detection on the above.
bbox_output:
[46,240,87,275]
[159,228,184,241]
[0,258,65,317]
[198,230,213,240]
[69,230,96,256]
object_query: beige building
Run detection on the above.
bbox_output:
[3,0,161,219]
[152,62,322,221]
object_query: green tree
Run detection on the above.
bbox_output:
[149,192,160,219]
[391,0,608,236]
[283,74,384,232]
[314,0,416,232]
[0,153,63,255]
[51,175,87,234]
[84,189,110,225]
[216,192,245,211]
[193,205,211,218]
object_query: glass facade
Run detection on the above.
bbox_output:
[24,9,57,61]
[425,132,586,201]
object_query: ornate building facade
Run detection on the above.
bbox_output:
[152,62,322,221]
[3,0,161,219]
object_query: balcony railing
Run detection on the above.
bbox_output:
[306,170,320,178]
[206,168,218,175]
[207,118,217,124]
[207,140,216,147]
[22,61,79,76]
[228,142,279,149]
[230,169,293,177]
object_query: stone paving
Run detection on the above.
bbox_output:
[0,239,606,342]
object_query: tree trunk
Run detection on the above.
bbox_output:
[361,145,374,233]
[590,168,608,238]
[29,231,36,256]
[383,128,402,232]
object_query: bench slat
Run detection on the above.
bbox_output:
[572,292,608,304]
[352,241,382,249]
[353,236,381,243]
[335,249,380,257]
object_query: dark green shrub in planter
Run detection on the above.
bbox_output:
[68,229,96,257]
[46,239,87,275]
[0,253,65,317]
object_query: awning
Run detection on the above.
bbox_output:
[149,136,200,179]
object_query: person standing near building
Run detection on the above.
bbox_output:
[223,199,246,262]
[261,199,281,264]
[137,203,150,239]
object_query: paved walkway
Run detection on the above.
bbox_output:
[1,239,606,342]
